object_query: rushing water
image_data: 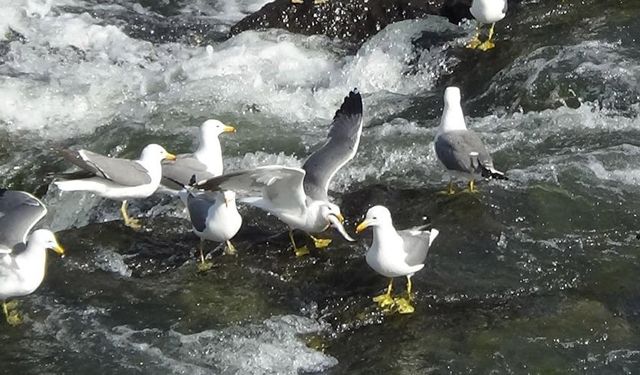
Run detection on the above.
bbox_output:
[1,0,640,373]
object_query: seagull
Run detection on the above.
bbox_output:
[161,119,236,193]
[355,205,438,314]
[434,87,507,194]
[467,0,508,51]
[178,189,242,272]
[0,189,64,326]
[197,89,363,256]
[54,144,176,229]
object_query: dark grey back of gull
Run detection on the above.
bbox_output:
[435,130,494,175]
[0,189,47,252]
[61,149,152,186]
[302,89,364,201]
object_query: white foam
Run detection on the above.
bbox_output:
[33,305,337,374]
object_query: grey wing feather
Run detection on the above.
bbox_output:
[196,166,307,213]
[303,90,363,201]
[186,192,216,232]
[0,190,47,252]
[435,130,494,174]
[503,1,508,14]
[62,149,151,186]
[162,154,214,190]
[399,230,435,267]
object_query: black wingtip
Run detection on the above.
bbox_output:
[334,88,363,119]
[481,167,509,181]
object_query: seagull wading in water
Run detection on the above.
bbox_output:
[467,0,508,51]
[0,190,64,326]
[161,119,236,193]
[356,206,439,314]
[197,90,363,256]
[434,87,507,194]
[54,144,176,229]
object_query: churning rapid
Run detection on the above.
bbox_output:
[2,0,640,373]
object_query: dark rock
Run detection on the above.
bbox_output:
[230,0,473,44]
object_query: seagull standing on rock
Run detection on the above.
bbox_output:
[434,87,507,194]
[356,206,439,314]
[179,189,242,272]
[54,144,176,229]
[467,0,508,51]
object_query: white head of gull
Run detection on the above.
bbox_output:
[161,119,236,193]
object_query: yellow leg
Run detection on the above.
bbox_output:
[466,26,482,49]
[465,179,479,193]
[289,230,309,257]
[438,180,456,195]
[290,0,303,3]
[120,200,141,230]
[477,23,497,51]
[197,240,213,272]
[310,235,332,249]
[3,300,22,326]
[372,278,396,309]
[313,0,328,3]
[395,276,416,314]
[225,240,237,256]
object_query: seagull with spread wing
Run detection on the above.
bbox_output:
[54,144,176,229]
[0,190,64,326]
[197,89,363,256]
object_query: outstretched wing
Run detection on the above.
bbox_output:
[302,89,364,201]
[0,189,47,252]
[196,166,307,214]
[61,149,151,186]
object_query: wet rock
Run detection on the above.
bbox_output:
[231,0,473,44]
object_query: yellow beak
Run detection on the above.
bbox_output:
[165,152,177,161]
[335,213,345,224]
[355,220,370,234]
[223,125,236,133]
[52,242,65,256]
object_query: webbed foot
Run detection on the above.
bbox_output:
[311,236,332,249]
[124,217,142,230]
[477,40,496,51]
[225,241,237,256]
[197,261,214,272]
[294,246,310,257]
[394,297,415,314]
[372,293,395,308]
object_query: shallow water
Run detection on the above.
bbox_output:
[1,0,640,373]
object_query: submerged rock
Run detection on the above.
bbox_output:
[231,0,473,43]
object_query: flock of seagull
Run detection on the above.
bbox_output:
[0,0,510,325]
